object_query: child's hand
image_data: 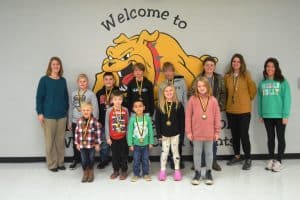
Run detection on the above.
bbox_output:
[107,138,112,146]
[38,114,44,125]
[187,134,192,141]
[214,135,219,141]
[68,122,72,131]
[76,144,80,151]
[129,146,134,151]
[95,145,100,152]
[149,144,153,149]
[282,118,288,125]
[259,118,264,123]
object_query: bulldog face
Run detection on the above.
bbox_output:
[101,31,159,90]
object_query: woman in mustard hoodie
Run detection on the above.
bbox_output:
[224,53,257,170]
[258,57,291,172]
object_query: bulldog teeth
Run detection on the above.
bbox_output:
[118,71,123,77]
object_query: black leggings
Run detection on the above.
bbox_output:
[226,112,251,159]
[263,118,286,162]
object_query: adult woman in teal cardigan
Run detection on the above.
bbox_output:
[258,57,291,172]
[36,57,69,172]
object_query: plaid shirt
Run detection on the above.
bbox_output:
[75,116,101,149]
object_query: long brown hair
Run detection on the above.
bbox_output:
[263,57,285,82]
[226,53,247,77]
[46,57,64,77]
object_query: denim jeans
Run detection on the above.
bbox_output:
[80,148,95,170]
[99,127,110,162]
[133,145,149,176]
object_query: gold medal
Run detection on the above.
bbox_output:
[166,120,172,126]
[83,140,87,146]
[139,138,144,143]
[136,115,145,144]
[199,95,209,120]
[114,107,123,132]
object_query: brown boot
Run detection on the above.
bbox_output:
[88,167,94,182]
[81,169,89,183]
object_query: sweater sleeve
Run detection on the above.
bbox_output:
[127,117,134,147]
[91,92,99,121]
[219,76,227,111]
[246,72,257,100]
[154,107,162,139]
[74,120,80,145]
[185,97,193,139]
[68,91,74,124]
[213,98,221,140]
[257,82,262,117]
[178,103,185,141]
[147,115,154,145]
[182,79,188,109]
[95,121,101,144]
[64,79,69,111]
[105,108,111,139]
[282,80,291,118]
[36,77,45,115]
[148,82,154,116]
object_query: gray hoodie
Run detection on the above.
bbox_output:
[158,75,188,109]
[68,89,99,123]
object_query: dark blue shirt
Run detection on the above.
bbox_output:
[36,76,69,119]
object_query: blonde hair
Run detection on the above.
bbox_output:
[80,102,93,111]
[77,73,89,82]
[192,76,212,96]
[158,84,179,114]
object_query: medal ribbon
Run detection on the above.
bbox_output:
[165,101,173,120]
[199,96,209,113]
[105,88,112,105]
[136,115,145,138]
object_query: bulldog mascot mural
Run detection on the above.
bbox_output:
[93,30,212,98]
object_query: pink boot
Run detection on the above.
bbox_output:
[158,170,167,181]
[173,170,182,181]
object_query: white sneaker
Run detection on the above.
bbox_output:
[265,159,274,170]
[272,160,283,172]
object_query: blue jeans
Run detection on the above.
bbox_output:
[133,145,149,176]
[80,148,95,170]
[99,127,110,162]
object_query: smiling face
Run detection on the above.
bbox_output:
[103,75,115,88]
[78,77,88,91]
[112,95,123,109]
[50,60,61,75]
[133,101,145,116]
[231,57,241,72]
[204,60,216,75]
[81,105,93,119]
[266,62,276,78]
[164,86,175,101]
[164,68,175,80]
[197,80,208,96]
[133,67,144,80]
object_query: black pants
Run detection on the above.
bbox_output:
[72,123,81,162]
[226,112,251,159]
[111,137,128,172]
[263,118,286,162]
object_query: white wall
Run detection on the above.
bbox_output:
[0,0,299,157]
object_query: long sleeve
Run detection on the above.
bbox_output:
[154,107,162,139]
[257,82,262,117]
[105,108,111,139]
[64,79,69,111]
[74,121,80,145]
[178,103,185,142]
[213,98,221,139]
[282,80,291,118]
[95,121,101,144]
[127,117,134,146]
[185,98,193,139]
[147,115,154,145]
[219,76,227,111]
[148,82,154,116]
[68,92,74,124]
[91,92,99,120]
[246,72,257,100]
[36,77,45,115]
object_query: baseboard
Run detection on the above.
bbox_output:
[0,154,299,163]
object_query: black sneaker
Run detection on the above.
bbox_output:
[212,160,222,171]
[205,170,213,185]
[191,171,201,185]
[97,160,109,169]
[57,166,66,170]
[69,160,78,170]
[227,157,243,166]
[242,159,252,170]
[49,168,58,172]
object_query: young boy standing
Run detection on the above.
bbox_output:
[127,100,154,182]
[126,63,154,116]
[95,72,119,169]
[75,102,101,183]
[106,90,129,180]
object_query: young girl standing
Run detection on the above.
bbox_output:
[258,58,291,172]
[156,85,185,181]
[186,77,221,185]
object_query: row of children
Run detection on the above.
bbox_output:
[36,53,291,185]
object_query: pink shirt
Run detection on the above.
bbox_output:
[185,95,221,141]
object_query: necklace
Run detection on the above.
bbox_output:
[136,115,145,143]
[198,95,209,120]
[165,101,173,126]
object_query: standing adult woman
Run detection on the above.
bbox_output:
[258,58,291,172]
[225,53,257,170]
[36,57,69,172]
